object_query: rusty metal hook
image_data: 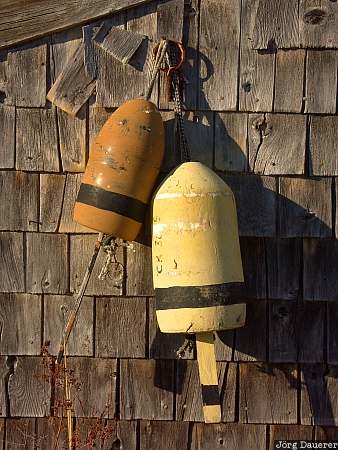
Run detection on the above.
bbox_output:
[153,39,186,75]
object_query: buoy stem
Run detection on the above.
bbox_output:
[196,331,221,423]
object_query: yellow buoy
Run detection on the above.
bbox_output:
[152,161,245,423]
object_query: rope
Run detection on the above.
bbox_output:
[144,39,169,101]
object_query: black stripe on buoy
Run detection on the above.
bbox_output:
[77,183,147,223]
[155,283,244,310]
[201,385,220,406]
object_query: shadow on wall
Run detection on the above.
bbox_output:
[152,42,336,426]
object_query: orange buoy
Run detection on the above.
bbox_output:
[74,98,165,241]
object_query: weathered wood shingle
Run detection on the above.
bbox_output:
[310,116,338,176]
[44,295,93,356]
[248,114,306,175]
[26,233,68,294]
[16,108,59,172]
[198,0,240,110]
[0,294,41,355]
[96,296,146,357]
[120,359,174,420]
[305,50,337,114]
[5,42,47,107]
[278,177,332,237]
[0,106,15,169]
[0,171,39,232]
[274,50,305,113]
[0,232,24,293]
[240,363,297,423]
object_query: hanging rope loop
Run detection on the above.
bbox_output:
[144,38,169,100]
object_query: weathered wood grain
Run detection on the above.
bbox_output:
[96,296,146,357]
[47,43,96,116]
[140,421,189,450]
[120,359,174,420]
[57,109,86,172]
[235,301,267,361]
[251,0,299,49]
[266,238,301,300]
[303,239,338,301]
[182,0,199,110]
[239,0,275,112]
[240,363,297,423]
[279,177,332,238]
[0,294,41,355]
[269,301,323,364]
[181,111,214,167]
[0,232,24,293]
[39,174,65,232]
[298,301,324,363]
[214,329,234,361]
[270,425,313,447]
[36,418,68,450]
[50,28,82,83]
[149,297,194,359]
[248,114,306,175]
[54,357,117,418]
[301,365,338,425]
[126,242,153,296]
[239,237,267,298]
[44,295,93,356]
[299,0,338,48]
[305,50,337,114]
[5,42,47,107]
[198,0,240,110]
[157,0,185,109]
[0,358,8,416]
[269,300,298,363]
[5,419,36,449]
[70,235,123,296]
[102,420,137,450]
[309,115,338,176]
[274,50,306,113]
[16,108,59,172]
[126,2,159,101]
[89,106,112,146]
[223,175,277,236]
[96,5,157,107]
[176,361,236,422]
[0,0,153,50]
[214,112,248,172]
[95,15,127,108]
[59,174,93,233]
[74,418,131,448]
[26,233,68,294]
[0,105,15,168]
[328,303,338,364]
[0,171,39,231]
[82,23,100,80]
[191,423,266,450]
[95,24,145,65]
[8,357,51,417]
[316,426,338,441]
[0,419,4,446]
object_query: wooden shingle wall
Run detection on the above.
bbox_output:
[0,0,337,448]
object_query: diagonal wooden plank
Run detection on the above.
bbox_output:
[0,0,154,50]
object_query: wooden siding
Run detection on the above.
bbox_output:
[0,0,337,447]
